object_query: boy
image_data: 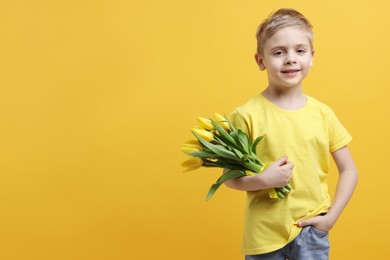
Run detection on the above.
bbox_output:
[224,8,358,260]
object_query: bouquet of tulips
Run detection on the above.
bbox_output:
[181,113,292,201]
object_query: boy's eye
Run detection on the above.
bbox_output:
[273,50,285,56]
[297,49,306,54]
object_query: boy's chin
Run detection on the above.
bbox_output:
[270,80,304,90]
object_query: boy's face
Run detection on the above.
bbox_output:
[255,26,314,90]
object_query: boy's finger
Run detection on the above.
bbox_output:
[276,156,288,165]
[298,216,319,227]
[281,162,294,170]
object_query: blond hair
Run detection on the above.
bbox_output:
[256,8,313,55]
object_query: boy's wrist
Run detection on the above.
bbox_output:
[253,174,272,190]
[323,210,339,228]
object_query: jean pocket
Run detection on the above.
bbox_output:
[310,226,328,237]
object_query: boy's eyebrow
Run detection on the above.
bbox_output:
[270,43,310,51]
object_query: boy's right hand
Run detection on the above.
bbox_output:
[259,156,293,188]
[224,156,294,191]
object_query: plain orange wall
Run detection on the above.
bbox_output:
[0,0,389,259]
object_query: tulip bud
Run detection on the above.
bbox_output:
[197,117,213,130]
[185,139,202,147]
[192,128,214,142]
[214,113,229,131]
[181,141,202,155]
[181,157,203,169]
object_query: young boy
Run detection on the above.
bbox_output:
[224,8,358,260]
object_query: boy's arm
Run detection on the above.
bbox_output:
[224,156,294,191]
[298,145,358,231]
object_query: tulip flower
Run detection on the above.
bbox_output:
[181,142,202,155]
[214,113,230,131]
[197,117,214,130]
[184,139,202,147]
[192,128,213,142]
[181,157,203,170]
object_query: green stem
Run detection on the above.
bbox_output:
[244,161,262,173]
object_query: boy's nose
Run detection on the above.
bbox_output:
[284,53,297,64]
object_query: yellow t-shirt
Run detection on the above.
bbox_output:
[229,94,352,255]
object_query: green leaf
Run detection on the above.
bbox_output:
[206,183,223,201]
[205,170,245,201]
[231,146,245,159]
[216,157,248,171]
[252,135,264,154]
[216,169,245,184]
[237,129,250,154]
[202,160,225,168]
[213,134,230,150]
[229,130,240,145]
[248,152,262,166]
[190,151,218,159]
[224,115,236,132]
[192,132,240,161]
[210,118,240,150]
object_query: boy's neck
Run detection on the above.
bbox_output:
[262,86,307,110]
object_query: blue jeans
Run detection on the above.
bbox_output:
[245,226,330,260]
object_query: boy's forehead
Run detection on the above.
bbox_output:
[265,26,311,49]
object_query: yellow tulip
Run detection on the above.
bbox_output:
[181,142,202,154]
[214,113,229,130]
[197,117,213,130]
[184,139,202,146]
[192,128,214,142]
[181,157,203,169]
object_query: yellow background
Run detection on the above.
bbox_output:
[0,0,388,259]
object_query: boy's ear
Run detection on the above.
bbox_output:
[254,53,266,71]
[310,49,315,67]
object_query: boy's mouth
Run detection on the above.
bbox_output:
[281,69,301,77]
[281,69,300,74]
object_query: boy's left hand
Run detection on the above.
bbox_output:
[298,214,335,232]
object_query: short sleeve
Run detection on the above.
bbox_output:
[328,109,352,153]
[228,110,250,136]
